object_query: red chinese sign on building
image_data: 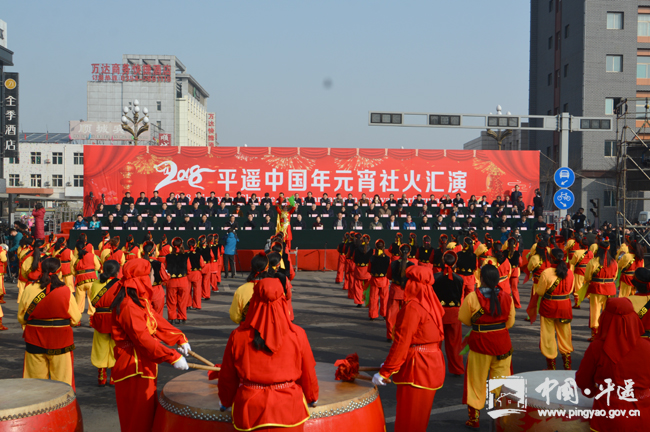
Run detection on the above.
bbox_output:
[91,63,172,83]
[159,133,171,146]
[207,112,216,146]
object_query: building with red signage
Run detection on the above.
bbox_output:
[87,54,211,146]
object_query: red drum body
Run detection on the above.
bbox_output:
[0,378,83,432]
[153,363,385,432]
[494,371,592,432]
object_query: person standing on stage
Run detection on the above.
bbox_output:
[368,239,391,321]
[581,239,618,341]
[110,259,190,432]
[165,237,190,324]
[459,264,515,429]
[433,250,465,375]
[186,238,206,311]
[618,240,646,298]
[18,258,81,389]
[218,275,319,432]
[534,248,574,370]
[385,244,415,341]
[89,260,121,386]
[374,265,446,431]
[576,298,650,432]
[456,237,478,298]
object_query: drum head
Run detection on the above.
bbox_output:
[503,371,592,409]
[0,378,76,420]
[158,362,378,422]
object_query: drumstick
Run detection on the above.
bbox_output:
[187,363,221,372]
[188,350,214,367]
[358,366,381,372]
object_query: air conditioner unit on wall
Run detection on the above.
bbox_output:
[44,159,51,164]
[44,181,50,187]
[66,181,72,186]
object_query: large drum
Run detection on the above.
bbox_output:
[0,378,83,432]
[494,370,593,432]
[153,362,385,432]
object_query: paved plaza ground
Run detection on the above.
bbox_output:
[0,271,594,431]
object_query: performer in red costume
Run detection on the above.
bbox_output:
[165,237,190,324]
[208,234,223,292]
[506,237,522,308]
[142,242,169,315]
[368,239,390,320]
[385,244,415,341]
[218,274,319,431]
[576,298,650,432]
[433,250,465,375]
[186,238,205,311]
[197,235,215,300]
[157,234,172,262]
[110,259,190,432]
[456,237,478,298]
[415,235,434,269]
[430,234,448,274]
[580,239,618,340]
[335,233,349,284]
[459,264,516,429]
[352,234,373,307]
[534,248,574,370]
[374,265,446,431]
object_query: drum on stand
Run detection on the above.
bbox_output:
[0,378,83,432]
[494,370,593,432]
[152,362,385,432]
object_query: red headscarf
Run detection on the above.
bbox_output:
[121,259,153,300]
[404,266,444,335]
[244,278,293,353]
[442,250,457,280]
[597,298,645,364]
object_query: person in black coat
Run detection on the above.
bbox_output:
[179,215,195,229]
[533,188,544,218]
[133,214,148,229]
[150,190,163,205]
[197,215,212,229]
[121,192,134,206]
[136,192,149,205]
[120,214,133,229]
[162,214,176,228]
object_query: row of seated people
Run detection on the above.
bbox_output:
[95,197,533,221]
[74,211,548,231]
[117,187,530,209]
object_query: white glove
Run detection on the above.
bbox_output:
[372,373,387,386]
[220,404,232,412]
[177,343,191,357]
[308,400,318,408]
[173,356,189,370]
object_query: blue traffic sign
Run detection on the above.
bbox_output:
[553,189,575,210]
[554,167,575,188]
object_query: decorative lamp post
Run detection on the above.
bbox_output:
[121,99,150,145]
[486,105,513,150]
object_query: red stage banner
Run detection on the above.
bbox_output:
[83,146,539,214]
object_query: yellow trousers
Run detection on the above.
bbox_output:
[91,331,116,369]
[540,316,573,359]
[619,282,635,298]
[75,282,95,315]
[466,350,512,410]
[24,351,74,388]
[573,274,584,296]
[17,279,26,303]
[64,275,75,293]
[589,294,608,329]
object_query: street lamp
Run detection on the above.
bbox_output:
[486,105,513,150]
[121,99,149,145]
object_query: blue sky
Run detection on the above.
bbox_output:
[2,0,530,148]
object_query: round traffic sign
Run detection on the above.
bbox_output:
[554,167,575,188]
[553,189,575,210]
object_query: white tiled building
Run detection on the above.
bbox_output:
[3,136,84,202]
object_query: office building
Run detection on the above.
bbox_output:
[87,54,210,146]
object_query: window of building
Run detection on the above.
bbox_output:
[31,174,42,188]
[548,36,552,49]
[547,110,552,115]
[638,55,650,78]
[52,175,63,187]
[563,103,569,112]
[31,152,41,164]
[564,64,569,77]
[564,24,570,38]
[74,175,84,187]
[639,14,650,36]
[606,55,623,72]
[607,12,623,30]
[157,121,162,130]
[604,190,615,207]
[9,174,19,187]
[8,156,19,164]
[549,0,553,13]
[52,152,63,164]
[606,98,615,115]
[73,152,83,165]
[555,70,560,88]
[604,140,616,157]
[157,101,162,111]
[547,73,552,85]
[546,146,551,157]
[635,97,650,119]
